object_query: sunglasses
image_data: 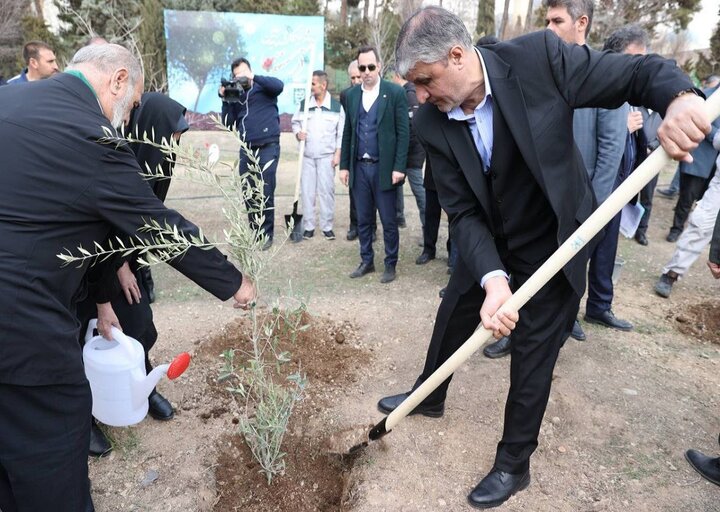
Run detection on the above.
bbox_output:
[358,64,377,72]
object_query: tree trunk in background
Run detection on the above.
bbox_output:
[499,0,511,39]
[340,0,347,25]
[33,0,43,19]
[525,0,534,32]
[363,0,370,21]
[475,0,495,39]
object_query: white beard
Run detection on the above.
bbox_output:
[111,86,134,128]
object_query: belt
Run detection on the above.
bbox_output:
[357,157,379,163]
[248,140,278,149]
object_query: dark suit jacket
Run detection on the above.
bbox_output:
[415,30,697,298]
[0,73,243,386]
[340,79,409,191]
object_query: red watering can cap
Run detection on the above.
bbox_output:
[167,353,191,380]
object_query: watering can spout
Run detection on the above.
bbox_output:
[136,364,169,400]
[134,352,192,403]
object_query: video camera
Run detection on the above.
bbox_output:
[221,76,251,102]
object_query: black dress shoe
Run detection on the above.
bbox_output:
[148,390,174,421]
[570,319,586,341]
[666,230,680,243]
[634,231,648,246]
[377,392,444,418]
[584,310,633,331]
[483,336,511,359]
[685,449,720,486]
[346,228,358,241]
[380,265,396,283]
[656,187,677,199]
[349,262,375,278]
[415,252,435,265]
[89,419,112,457]
[467,467,530,509]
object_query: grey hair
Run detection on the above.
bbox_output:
[67,43,142,87]
[395,6,473,78]
[543,0,594,37]
[602,24,649,53]
[347,59,358,74]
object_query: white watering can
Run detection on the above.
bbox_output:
[83,319,191,427]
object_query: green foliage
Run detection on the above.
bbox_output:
[709,10,720,73]
[138,0,167,91]
[324,18,369,70]
[167,0,319,15]
[475,0,495,40]
[54,0,141,52]
[588,0,702,48]
[19,15,64,67]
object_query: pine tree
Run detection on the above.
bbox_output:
[475,0,495,40]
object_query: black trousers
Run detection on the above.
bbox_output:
[586,210,622,316]
[422,187,442,257]
[414,260,578,474]
[0,382,94,512]
[671,172,712,235]
[636,174,658,237]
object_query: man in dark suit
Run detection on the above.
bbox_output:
[0,43,255,512]
[378,6,708,508]
[339,46,409,284]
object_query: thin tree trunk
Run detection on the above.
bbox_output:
[340,0,348,25]
[33,0,44,19]
[525,0,533,31]
[363,0,370,21]
[499,0,511,39]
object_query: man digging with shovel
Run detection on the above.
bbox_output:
[375,6,710,509]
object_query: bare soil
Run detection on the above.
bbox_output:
[87,132,720,512]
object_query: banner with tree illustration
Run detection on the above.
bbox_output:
[164,10,324,115]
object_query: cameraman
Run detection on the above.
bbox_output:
[220,57,284,249]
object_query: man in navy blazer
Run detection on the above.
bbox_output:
[0,44,255,512]
[379,6,709,508]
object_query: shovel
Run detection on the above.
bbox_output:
[285,50,315,243]
[331,90,720,455]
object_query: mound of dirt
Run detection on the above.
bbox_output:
[196,311,370,511]
[670,300,720,344]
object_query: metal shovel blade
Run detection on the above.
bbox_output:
[285,201,303,243]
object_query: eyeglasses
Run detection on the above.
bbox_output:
[358,64,377,72]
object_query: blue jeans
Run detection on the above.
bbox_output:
[353,161,398,268]
[239,141,279,240]
[396,167,426,227]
